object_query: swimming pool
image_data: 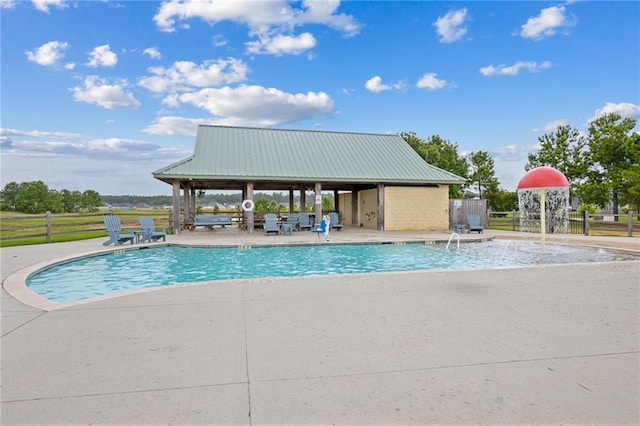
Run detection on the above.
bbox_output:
[26,241,639,304]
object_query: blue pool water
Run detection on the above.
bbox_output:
[27,241,638,303]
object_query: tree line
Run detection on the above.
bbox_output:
[2,113,637,214]
[402,112,639,213]
[0,181,102,213]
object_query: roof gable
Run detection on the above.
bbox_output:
[154,125,465,185]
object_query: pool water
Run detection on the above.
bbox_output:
[27,241,638,303]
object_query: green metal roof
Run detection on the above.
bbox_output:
[153,125,465,186]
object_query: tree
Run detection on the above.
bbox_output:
[322,196,334,212]
[47,189,65,213]
[14,181,51,213]
[467,151,499,200]
[489,188,518,211]
[525,125,590,192]
[61,189,82,212]
[254,198,281,213]
[588,113,638,214]
[0,181,21,210]
[401,132,469,198]
[81,190,102,212]
[619,132,640,212]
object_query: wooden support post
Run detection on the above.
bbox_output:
[314,182,322,226]
[351,186,358,226]
[246,182,254,234]
[300,188,306,213]
[172,180,181,234]
[183,182,191,227]
[377,183,385,231]
[46,210,52,243]
[628,211,634,237]
[190,186,196,224]
[289,190,295,214]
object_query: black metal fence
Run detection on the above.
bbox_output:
[486,210,638,237]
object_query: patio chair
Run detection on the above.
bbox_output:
[467,213,484,234]
[138,217,166,243]
[286,213,300,231]
[103,216,135,246]
[299,212,313,231]
[264,213,280,235]
[312,215,330,241]
[328,212,343,231]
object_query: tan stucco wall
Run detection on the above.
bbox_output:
[337,192,352,225]
[336,186,450,231]
[358,188,379,229]
[384,186,450,231]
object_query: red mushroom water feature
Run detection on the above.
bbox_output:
[517,166,570,252]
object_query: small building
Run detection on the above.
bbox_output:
[153,125,465,233]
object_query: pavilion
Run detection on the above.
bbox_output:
[153,125,465,233]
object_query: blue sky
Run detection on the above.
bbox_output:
[2,0,639,196]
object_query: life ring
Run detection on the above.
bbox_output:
[242,199,254,212]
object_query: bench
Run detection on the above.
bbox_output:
[191,215,233,230]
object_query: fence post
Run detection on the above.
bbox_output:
[629,211,634,237]
[512,210,516,231]
[46,211,52,243]
[583,210,589,236]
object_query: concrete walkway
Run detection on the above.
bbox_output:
[2,228,639,424]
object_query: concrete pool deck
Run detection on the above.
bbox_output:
[1,228,639,424]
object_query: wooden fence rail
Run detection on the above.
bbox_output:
[0,210,172,245]
[2,208,638,246]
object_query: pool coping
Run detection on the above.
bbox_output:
[5,232,640,312]
[3,235,492,311]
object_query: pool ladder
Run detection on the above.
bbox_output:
[446,232,460,251]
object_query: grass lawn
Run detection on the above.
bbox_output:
[0,209,170,247]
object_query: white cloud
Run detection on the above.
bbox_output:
[531,119,569,132]
[154,0,361,35]
[521,5,576,40]
[153,0,361,57]
[25,41,69,67]
[142,116,211,137]
[32,0,67,13]
[433,8,468,43]
[0,129,181,161]
[365,76,391,93]
[1,128,84,139]
[212,34,227,47]
[168,85,335,126]
[86,45,118,68]
[1,0,16,9]
[138,58,249,93]
[364,76,405,93]
[71,76,141,110]
[416,73,452,90]
[143,47,162,60]
[480,61,552,76]
[490,144,537,162]
[246,32,316,56]
[296,0,361,36]
[1,128,191,195]
[589,102,640,122]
